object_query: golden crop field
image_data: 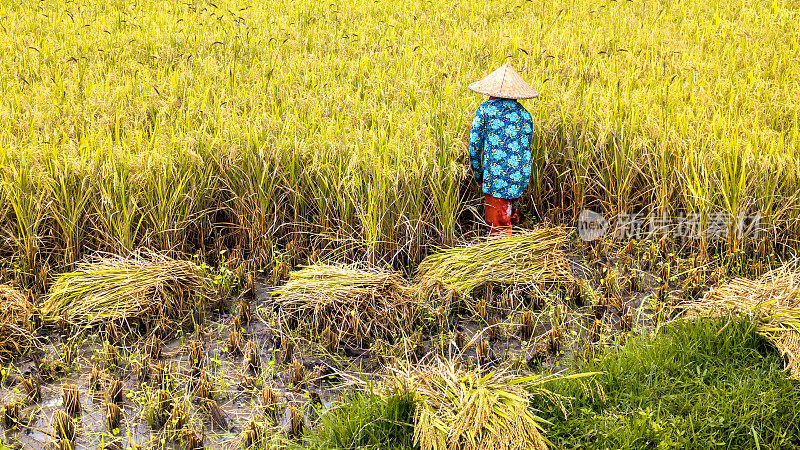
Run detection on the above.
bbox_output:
[5,2,800,448]
[1,0,799,286]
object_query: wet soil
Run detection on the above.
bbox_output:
[0,247,699,449]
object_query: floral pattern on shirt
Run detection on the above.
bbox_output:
[469,98,534,199]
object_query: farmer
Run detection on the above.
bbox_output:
[468,63,537,235]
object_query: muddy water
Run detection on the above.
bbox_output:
[1,274,649,449]
[0,285,349,449]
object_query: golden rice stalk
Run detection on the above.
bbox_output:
[395,359,554,450]
[41,252,212,330]
[415,228,574,301]
[188,341,203,378]
[21,376,41,403]
[144,390,173,429]
[240,419,271,448]
[169,402,189,431]
[193,372,214,401]
[103,341,120,371]
[684,259,800,378]
[89,367,103,392]
[145,334,163,360]
[261,385,279,421]
[0,284,37,360]
[240,419,261,447]
[475,339,494,367]
[1,400,21,429]
[134,354,151,382]
[151,361,176,391]
[204,399,227,430]
[244,340,261,374]
[287,359,305,387]
[287,405,305,440]
[227,328,243,355]
[52,409,75,442]
[61,344,76,366]
[237,299,252,326]
[272,264,420,349]
[279,338,295,365]
[106,379,124,405]
[104,402,122,433]
[183,425,205,449]
[519,311,537,340]
[62,384,81,417]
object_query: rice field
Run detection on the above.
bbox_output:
[2,0,800,448]
[1,0,799,286]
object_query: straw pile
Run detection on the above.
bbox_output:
[41,253,211,329]
[272,264,419,349]
[685,260,800,378]
[415,228,574,297]
[395,360,549,450]
[0,285,36,360]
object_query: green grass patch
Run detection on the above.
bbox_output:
[301,388,416,450]
[538,319,800,449]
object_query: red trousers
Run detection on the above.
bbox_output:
[484,194,519,235]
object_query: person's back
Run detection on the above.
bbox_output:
[469,98,534,201]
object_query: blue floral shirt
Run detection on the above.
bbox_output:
[469,98,534,199]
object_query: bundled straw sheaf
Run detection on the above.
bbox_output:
[0,285,36,360]
[272,264,419,349]
[395,359,550,450]
[415,228,574,297]
[685,260,800,378]
[41,253,211,329]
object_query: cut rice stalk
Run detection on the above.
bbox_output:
[415,228,574,306]
[685,259,800,378]
[41,252,212,331]
[392,359,570,450]
[0,284,37,360]
[272,264,420,349]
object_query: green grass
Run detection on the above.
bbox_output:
[300,388,416,450]
[537,319,800,449]
[296,320,800,450]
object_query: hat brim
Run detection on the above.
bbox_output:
[469,64,539,99]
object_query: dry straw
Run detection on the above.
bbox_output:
[272,264,420,349]
[391,358,592,450]
[0,284,36,360]
[685,259,800,378]
[40,252,211,330]
[415,228,574,298]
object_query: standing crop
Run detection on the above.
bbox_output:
[0,0,797,284]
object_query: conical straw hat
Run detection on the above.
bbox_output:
[468,63,539,99]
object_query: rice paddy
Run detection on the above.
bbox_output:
[1,0,799,281]
[1,0,799,448]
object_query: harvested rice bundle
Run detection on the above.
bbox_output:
[272,264,419,349]
[41,252,211,330]
[395,359,551,450]
[685,260,800,378]
[416,228,574,299]
[0,284,36,360]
